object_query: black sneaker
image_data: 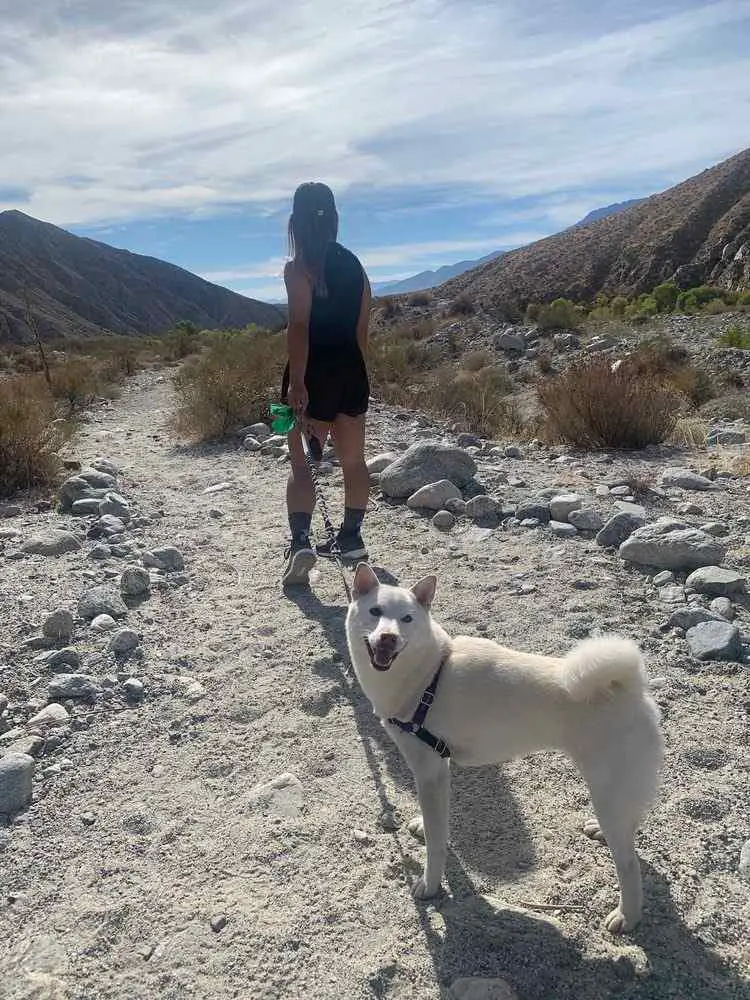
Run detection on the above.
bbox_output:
[282,535,317,586]
[316,531,368,561]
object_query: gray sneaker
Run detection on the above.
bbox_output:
[282,536,317,586]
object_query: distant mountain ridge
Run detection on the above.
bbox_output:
[0,211,285,343]
[372,199,646,297]
[442,148,750,305]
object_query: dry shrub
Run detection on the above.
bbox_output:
[461,349,494,373]
[409,291,433,307]
[49,358,101,415]
[448,294,475,316]
[536,349,554,374]
[172,330,284,441]
[0,375,68,497]
[538,357,681,449]
[627,338,714,407]
[367,326,440,388]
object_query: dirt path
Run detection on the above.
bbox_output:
[1,370,749,1000]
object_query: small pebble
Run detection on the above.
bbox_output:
[210,914,228,933]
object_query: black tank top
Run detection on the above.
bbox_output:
[308,242,364,350]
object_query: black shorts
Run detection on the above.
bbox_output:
[281,345,370,423]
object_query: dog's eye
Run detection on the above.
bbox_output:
[401,614,413,623]
[370,606,382,618]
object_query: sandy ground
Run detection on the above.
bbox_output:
[1,369,749,1000]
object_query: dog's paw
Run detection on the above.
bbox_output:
[603,906,639,935]
[412,876,442,901]
[583,820,607,843]
[407,816,425,842]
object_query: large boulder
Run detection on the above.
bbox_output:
[685,566,746,597]
[619,520,727,571]
[379,442,476,499]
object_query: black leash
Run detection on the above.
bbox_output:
[299,430,353,603]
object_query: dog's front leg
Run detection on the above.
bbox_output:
[388,726,451,899]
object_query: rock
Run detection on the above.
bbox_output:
[142,546,185,572]
[709,597,734,621]
[520,518,541,529]
[515,499,551,524]
[686,621,742,661]
[685,566,746,596]
[0,503,22,518]
[0,754,35,815]
[379,443,477,499]
[99,493,131,520]
[549,520,577,538]
[379,808,402,831]
[0,693,7,714]
[568,508,603,532]
[88,544,112,561]
[609,485,631,498]
[173,678,205,702]
[700,521,730,537]
[444,497,467,516]
[210,914,228,933]
[465,495,501,520]
[678,502,705,516]
[619,520,727,570]
[78,586,128,620]
[449,978,518,1000]
[553,332,581,351]
[120,567,151,597]
[202,481,233,494]
[242,436,263,452]
[21,530,81,557]
[42,609,74,642]
[457,433,482,449]
[366,452,399,475]
[72,498,103,516]
[109,628,141,655]
[660,468,715,491]
[1,735,43,757]
[659,585,686,605]
[596,511,646,548]
[432,511,456,531]
[92,514,127,537]
[549,494,582,521]
[614,501,647,519]
[707,428,745,445]
[123,678,145,701]
[653,571,675,587]
[247,772,304,817]
[48,674,102,700]
[90,614,117,633]
[667,606,723,630]
[27,704,69,728]
[90,459,119,477]
[37,648,82,671]
[493,331,526,353]
[240,422,271,442]
[406,480,463,511]
[739,840,750,882]
[504,445,522,459]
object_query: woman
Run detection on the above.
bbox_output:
[280,182,372,587]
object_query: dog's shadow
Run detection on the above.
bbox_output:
[413,855,746,999]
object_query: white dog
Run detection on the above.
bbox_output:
[345,563,664,934]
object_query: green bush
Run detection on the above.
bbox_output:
[537,297,582,331]
[676,285,724,313]
[610,295,629,317]
[718,325,750,349]
[653,282,680,312]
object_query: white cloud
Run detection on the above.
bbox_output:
[1,0,748,227]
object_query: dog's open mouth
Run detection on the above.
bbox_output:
[364,637,406,672]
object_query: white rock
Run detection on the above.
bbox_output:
[549,493,582,521]
[407,480,462,511]
[0,754,35,814]
[26,704,70,728]
[568,508,603,531]
[247,772,304,817]
[90,614,117,633]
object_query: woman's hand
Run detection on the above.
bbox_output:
[288,380,309,417]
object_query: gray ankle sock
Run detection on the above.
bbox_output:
[289,511,312,542]
[342,507,365,535]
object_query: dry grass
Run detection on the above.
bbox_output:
[538,357,682,449]
[172,330,285,441]
[669,416,709,449]
[626,338,714,407]
[0,375,70,498]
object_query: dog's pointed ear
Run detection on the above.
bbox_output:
[352,562,379,599]
[411,574,437,609]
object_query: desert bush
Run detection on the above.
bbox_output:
[159,325,202,362]
[403,364,518,438]
[49,358,101,415]
[524,302,542,324]
[448,294,475,316]
[652,282,680,312]
[610,295,629,317]
[536,349,554,374]
[409,291,433,307]
[627,338,714,407]
[537,298,582,331]
[676,285,724,314]
[537,357,681,449]
[379,297,402,320]
[717,324,750,349]
[461,349,494,373]
[0,375,68,497]
[703,298,730,315]
[625,294,658,323]
[738,290,750,307]
[172,330,285,441]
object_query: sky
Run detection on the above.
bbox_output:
[1,0,749,301]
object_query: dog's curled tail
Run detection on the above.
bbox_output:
[563,635,647,702]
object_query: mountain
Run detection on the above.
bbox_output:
[442,148,750,305]
[0,211,285,343]
[372,200,647,297]
[373,250,507,296]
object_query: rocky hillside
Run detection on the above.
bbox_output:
[0,211,285,343]
[442,148,750,306]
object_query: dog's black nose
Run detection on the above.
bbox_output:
[376,632,398,651]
